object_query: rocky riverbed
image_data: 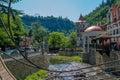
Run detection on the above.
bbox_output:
[47,62,118,80]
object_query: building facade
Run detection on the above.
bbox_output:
[106,5,120,42]
[76,15,105,53]
[81,26,105,53]
[76,14,89,46]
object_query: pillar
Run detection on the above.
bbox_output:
[82,35,85,52]
[87,36,90,53]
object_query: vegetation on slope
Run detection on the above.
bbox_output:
[21,15,75,34]
[85,0,118,25]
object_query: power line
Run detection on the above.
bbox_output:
[44,63,71,80]
[2,49,120,73]
[46,63,120,78]
[0,16,51,71]
[2,14,120,73]
[1,50,120,80]
[0,51,39,69]
[74,69,120,80]
[49,59,120,72]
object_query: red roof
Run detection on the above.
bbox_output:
[84,26,103,32]
[76,14,87,23]
[79,14,84,21]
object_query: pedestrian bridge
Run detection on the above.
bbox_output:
[0,52,49,80]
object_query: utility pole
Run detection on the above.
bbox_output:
[41,41,45,55]
[25,34,28,58]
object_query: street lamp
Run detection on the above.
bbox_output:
[24,34,28,58]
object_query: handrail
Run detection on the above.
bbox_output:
[0,56,16,80]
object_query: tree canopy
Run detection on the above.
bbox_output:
[21,15,75,34]
[31,22,47,46]
[0,0,25,50]
[48,32,65,48]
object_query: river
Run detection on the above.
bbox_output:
[48,62,100,80]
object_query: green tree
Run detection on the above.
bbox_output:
[21,15,75,34]
[67,32,77,47]
[0,0,24,50]
[32,22,47,54]
[48,32,65,48]
[0,0,23,37]
[32,22,47,44]
[0,13,25,51]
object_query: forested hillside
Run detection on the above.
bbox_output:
[85,0,119,25]
[21,15,75,34]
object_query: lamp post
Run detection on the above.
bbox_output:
[42,41,45,55]
[24,34,28,58]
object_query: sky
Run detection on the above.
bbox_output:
[12,0,105,22]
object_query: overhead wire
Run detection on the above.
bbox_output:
[74,69,120,80]
[0,15,51,71]
[49,59,120,72]
[44,63,71,80]
[45,62,120,79]
[0,51,42,69]
[1,11,119,73]
[1,10,120,80]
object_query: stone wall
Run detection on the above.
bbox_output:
[86,49,120,71]
[0,56,16,80]
[4,54,49,80]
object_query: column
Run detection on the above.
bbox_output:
[87,36,90,53]
[82,35,85,52]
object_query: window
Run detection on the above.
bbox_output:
[113,12,116,17]
[83,25,85,28]
[108,14,111,23]
[113,30,116,35]
[118,8,120,19]
[116,29,119,34]
[119,8,120,15]
[113,12,117,22]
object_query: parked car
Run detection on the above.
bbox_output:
[5,50,19,55]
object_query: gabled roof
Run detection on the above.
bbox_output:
[79,14,84,21]
[76,14,87,23]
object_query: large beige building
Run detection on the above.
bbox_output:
[106,5,120,42]
[76,15,105,53]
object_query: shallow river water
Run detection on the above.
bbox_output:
[48,62,99,80]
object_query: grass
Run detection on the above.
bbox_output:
[23,56,82,80]
[50,56,82,64]
[24,70,48,80]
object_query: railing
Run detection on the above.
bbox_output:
[1,48,120,80]
[1,51,41,61]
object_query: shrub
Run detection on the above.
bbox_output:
[24,70,48,80]
[50,56,82,64]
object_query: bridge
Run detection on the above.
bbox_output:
[0,49,120,80]
[0,51,49,79]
